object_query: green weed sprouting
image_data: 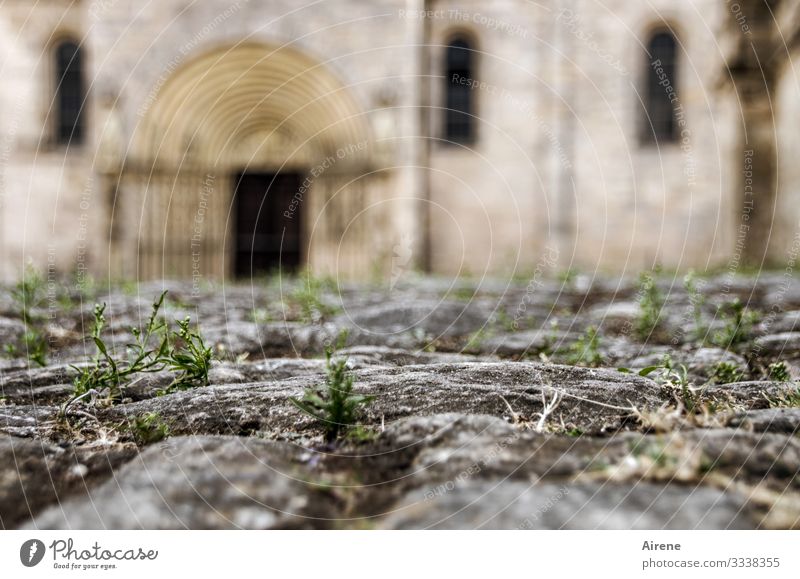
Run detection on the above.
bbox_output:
[162,316,212,393]
[766,386,800,408]
[711,298,758,349]
[465,310,518,351]
[683,270,707,342]
[565,326,603,367]
[768,361,791,382]
[290,344,374,442]
[558,269,578,288]
[635,270,665,341]
[72,293,169,399]
[290,271,340,323]
[538,320,561,357]
[129,412,170,445]
[451,286,477,301]
[710,361,743,384]
[71,291,211,402]
[6,266,48,366]
[639,354,696,412]
[465,326,491,351]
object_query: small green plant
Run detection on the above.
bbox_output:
[71,291,212,401]
[162,316,212,393]
[129,412,169,445]
[711,298,758,349]
[640,354,696,411]
[564,326,603,367]
[290,271,339,323]
[11,265,46,318]
[768,361,791,382]
[537,320,561,357]
[494,309,516,332]
[635,270,665,340]
[766,387,800,408]
[18,331,48,367]
[250,307,274,323]
[465,326,491,351]
[451,286,477,301]
[72,293,170,399]
[290,345,374,442]
[466,311,518,350]
[8,266,48,367]
[683,270,707,341]
[710,361,743,384]
[558,269,578,287]
[346,425,379,443]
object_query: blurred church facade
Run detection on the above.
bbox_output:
[0,0,798,282]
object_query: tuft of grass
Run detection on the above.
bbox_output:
[7,266,48,366]
[564,326,603,367]
[290,270,340,323]
[465,310,518,351]
[537,320,561,358]
[766,386,800,408]
[290,344,374,442]
[250,307,275,323]
[710,361,743,384]
[451,286,477,301]
[635,270,665,340]
[129,412,169,445]
[683,270,707,341]
[630,359,746,432]
[558,269,578,288]
[346,425,380,443]
[768,361,791,382]
[711,298,758,349]
[465,326,491,351]
[640,354,696,412]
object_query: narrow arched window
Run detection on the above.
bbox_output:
[444,37,474,143]
[54,40,85,145]
[643,31,678,143]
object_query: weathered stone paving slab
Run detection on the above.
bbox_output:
[3,274,800,529]
[379,481,758,530]
[27,436,338,530]
[728,408,800,434]
[703,381,797,409]
[0,435,136,529]
[365,416,800,507]
[0,405,59,438]
[11,414,800,529]
[335,299,495,338]
[99,362,665,438]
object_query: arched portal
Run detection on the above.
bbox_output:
[112,42,375,280]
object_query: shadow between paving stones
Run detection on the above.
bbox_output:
[0,435,137,529]
[18,414,800,529]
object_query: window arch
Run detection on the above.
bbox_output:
[444,37,474,143]
[54,40,85,145]
[643,31,678,143]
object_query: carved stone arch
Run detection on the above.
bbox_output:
[114,42,378,280]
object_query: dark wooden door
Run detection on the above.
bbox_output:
[234,172,302,276]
